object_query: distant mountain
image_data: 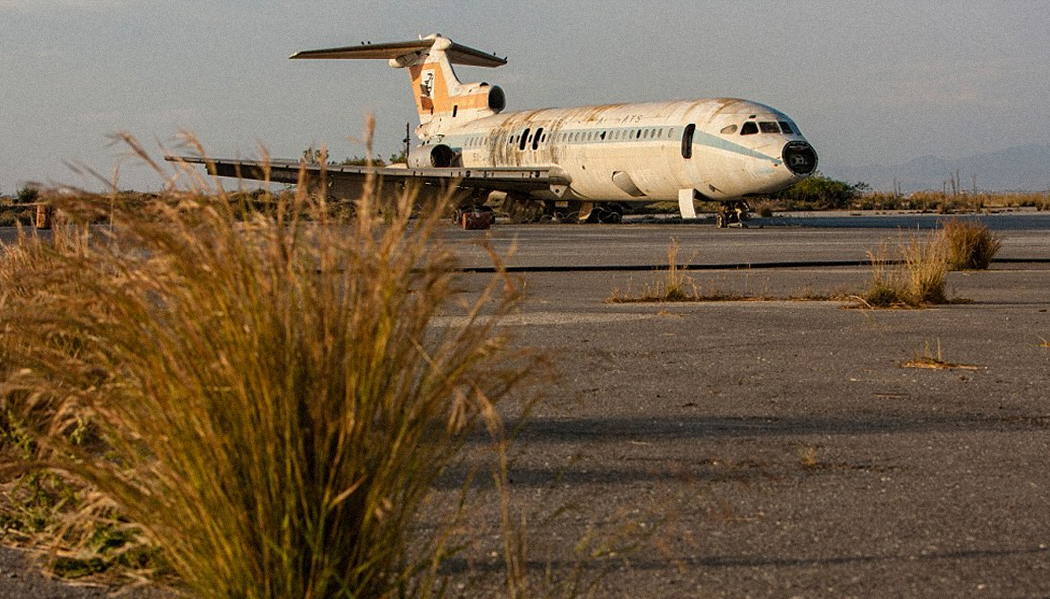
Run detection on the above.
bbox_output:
[825,144,1050,193]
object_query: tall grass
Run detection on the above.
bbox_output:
[0,134,534,598]
[863,233,949,307]
[940,219,1001,270]
[606,238,699,302]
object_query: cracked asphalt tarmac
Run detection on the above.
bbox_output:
[4,211,1049,598]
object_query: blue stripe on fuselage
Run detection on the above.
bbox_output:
[445,125,783,165]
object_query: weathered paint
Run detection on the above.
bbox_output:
[281,34,819,211]
[379,35,818,204]
[438,98,811,202]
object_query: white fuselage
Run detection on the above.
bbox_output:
[416,97,816,202]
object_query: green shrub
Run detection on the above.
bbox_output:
[15,186,39,205]
[773,173,868,209]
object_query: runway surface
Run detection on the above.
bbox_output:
[432,212,1050,599]
[443,211,1050,270]
[2,211,1049,598]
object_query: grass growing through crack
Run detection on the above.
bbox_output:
[940,219,1001,270]
[862,233,950,307]
[901,339,978,370]
[861,220,1000,308]
[0,133,536,598]
[607,238,700,302]
[797,446,820,470]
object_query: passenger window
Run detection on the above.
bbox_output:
[681,124,695,159]
[779,121,794,134]
[453,106,458,118]
[600,131,607,140]
[741,122,759,135]
[759,122,779,133]
[519,129,530,151]
[720,125,738,135]
[532,128,544,150]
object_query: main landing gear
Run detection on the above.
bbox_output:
[498,196,624,224]
[716,200,750,228]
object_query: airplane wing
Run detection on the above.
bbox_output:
[165,155,566,196]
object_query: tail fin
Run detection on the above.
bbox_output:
[291,34,507,133]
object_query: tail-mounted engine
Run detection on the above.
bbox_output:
[408,143,461,168]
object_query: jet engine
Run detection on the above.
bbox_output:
[408,143,461,168]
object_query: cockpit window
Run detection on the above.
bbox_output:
[759,122,780,133]
[720,125,738,135]
[740,122,759,135]
[778,121,795,135]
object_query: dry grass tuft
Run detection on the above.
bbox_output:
[939,219,1001,270]
[797,446,820,470]
[0,133,537,598]
[862,234,949,307]
[607,238,700,302]
[901,339,978,370]
[661,238,695,301]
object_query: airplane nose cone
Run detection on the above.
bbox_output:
[783,141,818,176]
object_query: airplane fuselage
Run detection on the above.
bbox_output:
[173,35,819,223]
[415,97,817,203]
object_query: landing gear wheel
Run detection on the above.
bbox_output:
[716,201,749,228]
[501,196,545,223]
[587,204,625,224]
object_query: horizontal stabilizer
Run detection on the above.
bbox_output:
[290,35,506,68]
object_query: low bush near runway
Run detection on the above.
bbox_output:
[0,135,536,598]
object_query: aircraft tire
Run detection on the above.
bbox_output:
[502,196,544,224]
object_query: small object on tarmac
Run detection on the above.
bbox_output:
[462,210,492,230]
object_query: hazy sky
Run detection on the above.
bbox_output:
[2,0,1048,193]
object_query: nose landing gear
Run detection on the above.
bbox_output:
[716,200,750,228]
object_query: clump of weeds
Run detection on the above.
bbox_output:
[860,233,950,308]
[939,218,1001,270]
[901,339,978,370]
[608,238,702,302]
[797,446,821,470]
[0,129,540,599]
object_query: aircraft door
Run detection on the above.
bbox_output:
[681,124,695,159]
